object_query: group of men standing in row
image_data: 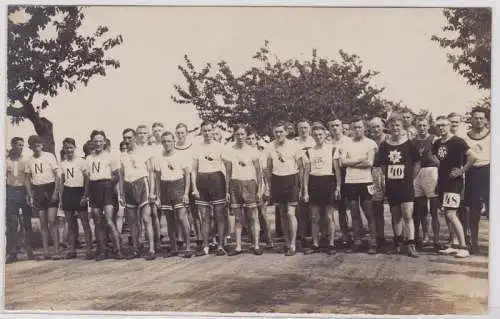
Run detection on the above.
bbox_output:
[5,107,490,262]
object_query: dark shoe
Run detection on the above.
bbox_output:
[285,247,296,256]
[281,246,290,254]
[165,250,178,258]
[38,254,51,261]
[6,254,18,264]
[26,250,36,261]
[367,245,377,255]
[65,252,77,260]
[115,251,124,260]
[84,251,93,260]
[470,245,481,255]
[145,252,156,261]
[95,253,106,261]
[408,244,419,258]
[387,242,403,255]
[51,254,64,261]
[327,245,337,255]
[253,247,263,256]
[59,242,68,249]
[183,250,194,258]
[126,250,140,260]
[215,248,227,256]
[228,249,243,257]
[195,247,209,257]
[347,243,363,254]
[433,243,447,253]
[303,245,320,255]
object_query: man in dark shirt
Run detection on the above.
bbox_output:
[412,116,441,251]
[432,116,476,258]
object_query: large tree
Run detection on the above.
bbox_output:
[7,6,123,153]
[172,41,402,137]
[431,8,491,90]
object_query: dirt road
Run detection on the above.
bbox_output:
[4,211,489,315]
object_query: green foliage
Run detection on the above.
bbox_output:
[432,8,491,89]
[172,41,403,136]
[7,6,123,153]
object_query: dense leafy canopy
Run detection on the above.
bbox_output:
[7,6,123,153]
[432,8,491,90]
[172,41,406,136]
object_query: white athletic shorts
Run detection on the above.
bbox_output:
[414,167,438,198]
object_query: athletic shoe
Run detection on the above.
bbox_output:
[303,245,320,255]
[195,247,210,257]
[65,252,77,260]
[145,252,156,261]
[281,246,290,254]
[215,248,227,256]
[439,247,459,255]
[470,245,481,255]
[228,249,243,257]
[6,254,18,264]
[265,243,274,250]
[455,249,470,258]
[327,245,337,255]
[115,251,124,260]
[407,244,419,258]
[253,247,263,256]
[126,250,140,260]
[38,254,51,261]
[165,250,178,258]
[84,251,93,260]
[183,250,194,258]
[51,254,64,261]
[348,243,363,254]
[95,252,106,261]
[285,247,296,256]
[367,245,377,255]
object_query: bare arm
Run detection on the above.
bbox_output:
[333,158,341,190]
[266,157,273,191]
[253,159,262,194]
[462,149,477,174]
[224,159,232,196]
[183,167,190,196]
[25,173,33,199]
[352,148,375,168]
[413,161,421,180]
[303,161,311,195]
[191,158,199,192]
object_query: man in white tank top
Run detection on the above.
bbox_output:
[463,107,490,254]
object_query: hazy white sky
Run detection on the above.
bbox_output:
[6,6,489,152]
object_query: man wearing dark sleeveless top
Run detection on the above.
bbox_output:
[412,116,441,251]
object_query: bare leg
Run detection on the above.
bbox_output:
[310,205,321,248]
[287,205,298,251]
[176,207,191,253]
[141,204,155,254]
[39,210,50,256]
[247,207,260,250]
[103,205,122,255]
[47,207,59,255]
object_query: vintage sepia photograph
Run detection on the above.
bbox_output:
[4,4,492,316]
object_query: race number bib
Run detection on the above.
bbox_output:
[388,165,405,180]
[442,192,460,209]
[366,184,376,195]
[311,157,325,170]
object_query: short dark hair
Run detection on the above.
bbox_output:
[161,131,175,139]
[175,123,188,131]
[350,116,364,124]
[122,128,136,136]
[10,137,23,147]
[90,130,106,140]
[27,135,42,147]
[232,124,247,133]
[119,141,127,150]
[447,112,461,119]
[471,107,490,121]
[136,125,149,132]
[245,126,257,136]
[62,137,76,146]
[152,122,164,129]
[200,120,213,129]
[274,121,287,129]
[311,122,326,131]
[435,115,449,122]
[82,140,93,157]
[297,119,310,126]
[387,113,404,125]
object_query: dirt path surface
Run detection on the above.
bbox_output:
[4,211,489,315]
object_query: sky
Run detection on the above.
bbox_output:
[5,6,489,153]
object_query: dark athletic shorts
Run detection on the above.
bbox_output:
[124,177,150,209]
[464,165,490,209]
[385,180,414,206]
[160,179,186,211]
[230,179,258,209]
[308,175,336,206]
[271,174,299,206]
[342,183,373,202]
[89,179,114,209]
[7,186,31,217]
[62,186,86,211]
[438,177,463,210]
[196,171,226,206]
[32,182,58,212]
